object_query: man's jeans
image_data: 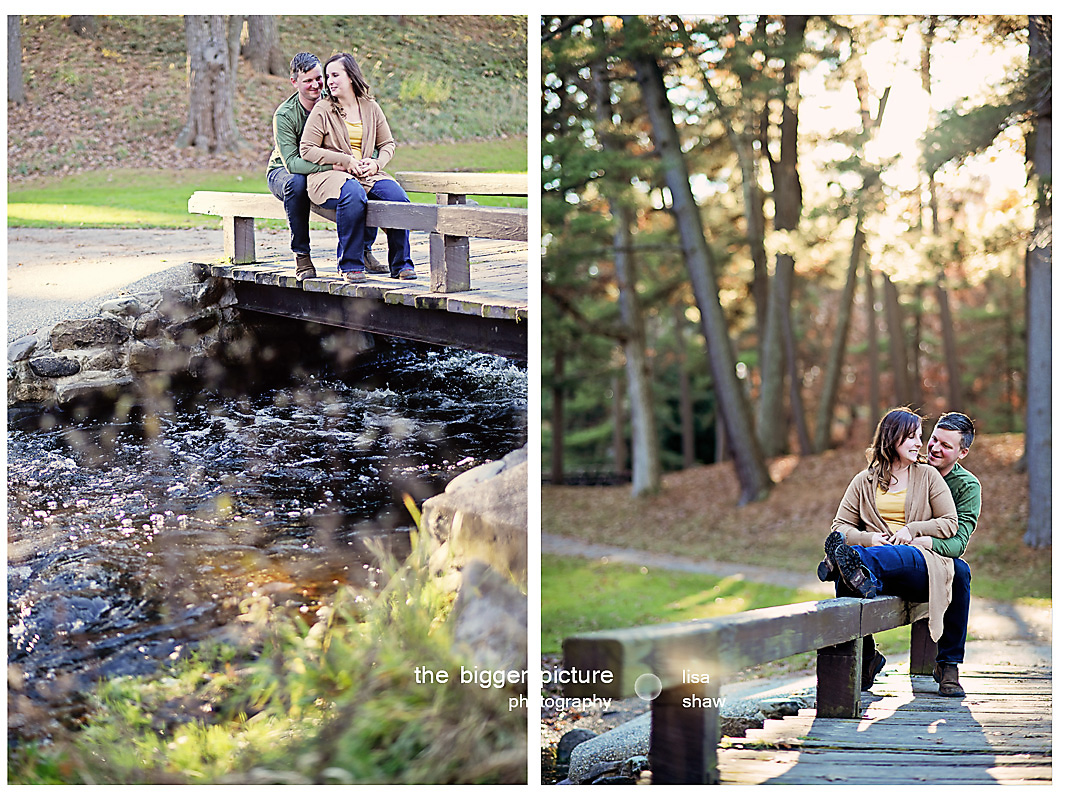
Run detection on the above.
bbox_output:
[320,178,415,275]
[267,167,311,256]
[839,544,970,665]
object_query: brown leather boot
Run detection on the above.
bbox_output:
[295,253,316,280]
[364,249,388,273]
[933,663,966,697]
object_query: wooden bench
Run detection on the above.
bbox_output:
[188,171,527,293]
[562,595,934,784]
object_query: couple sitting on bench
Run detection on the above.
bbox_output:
[266,51,416,284]
[819,407,982,699]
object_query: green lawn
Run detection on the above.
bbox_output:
[8,137,527,229]
[542,554,914,669]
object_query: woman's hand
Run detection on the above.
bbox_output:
[871,531,893,546]
[353,158,378,178]
[890,525,914,545]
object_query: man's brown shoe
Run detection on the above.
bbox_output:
[364,249,389,273]
[295,253,316,280]
[933,663,966,697]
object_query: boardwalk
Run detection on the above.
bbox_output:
[718,662,1052,785]
[210,232,527,359]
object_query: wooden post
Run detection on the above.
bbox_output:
[909,617,937,675]
[650,682,721,784]
[430,192,472,293]
[223,215,256,264]
[816,637,862,718]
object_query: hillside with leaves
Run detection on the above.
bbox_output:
[8,15,526,181]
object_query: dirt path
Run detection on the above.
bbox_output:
[6,227,335,342]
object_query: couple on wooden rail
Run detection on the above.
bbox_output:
[266,51,417,284]
[819,408,982,699]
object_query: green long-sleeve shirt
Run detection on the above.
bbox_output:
[265,92,331,178]
[934,461,982,559]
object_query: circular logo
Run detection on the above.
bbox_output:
[634,672,662,701]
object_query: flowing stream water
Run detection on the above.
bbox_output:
[7,340,527,739]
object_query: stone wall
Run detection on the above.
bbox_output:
[7,267,373,418]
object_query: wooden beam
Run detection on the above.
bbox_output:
[190,192,527,240]
[395,171,527,196]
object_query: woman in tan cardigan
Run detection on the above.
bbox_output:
[299,53,416,282]
[820,407,959,689]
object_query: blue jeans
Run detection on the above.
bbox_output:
[319,178,414,275]
[839,544,970,665]
[267,167,312,255]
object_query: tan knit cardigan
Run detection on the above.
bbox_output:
[298,96,397,205]
[832,462,959,641]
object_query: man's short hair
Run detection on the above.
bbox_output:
[290,52,320,79]
[935,412,975,450]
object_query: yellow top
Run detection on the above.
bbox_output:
[345,119,363,154]
[875,486,907,532]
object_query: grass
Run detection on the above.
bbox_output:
[9,531,527,785]
[541,554,829,654]
[7,139,528,229]
[541,554,913,677]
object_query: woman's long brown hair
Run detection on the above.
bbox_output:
[866,407,923,492]
[323,52,373,118]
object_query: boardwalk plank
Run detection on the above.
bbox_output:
[716,664,1051,785]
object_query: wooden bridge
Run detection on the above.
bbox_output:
[563,595,1052,785]
[188,172,527,359]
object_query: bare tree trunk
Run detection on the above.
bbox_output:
[177,15,245,152]
[593,51,661,496]
[920,17,964,412]
[244,15,286,76]
[550,347,565,485]
[815,218,865,452]
[883,273,912,407]
[628,23,771,505]
[757,15,808,457]
[672,306,696,469]
[1023,14,1051,549]
[866,262,881,432]
[69,15,97,38]
[8,15,24,105]
[612,374,628,476]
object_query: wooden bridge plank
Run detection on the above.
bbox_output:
[717,664,1050,785]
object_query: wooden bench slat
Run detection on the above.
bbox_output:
[395,171,527,196]
[189,192,527,241]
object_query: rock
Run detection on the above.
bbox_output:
[556,728,598,767]
[8,334,39,363]
[51,317,129,351]
[568,713,650,783]
[99,296,144,320]
[55,371,134,406]
[29,356,81,378]
[421,454,527,583]
[450,560,527,675]
[165,309,219,343]
[132,311,163,340]
[80,348,124,372]
[758,697,807,720]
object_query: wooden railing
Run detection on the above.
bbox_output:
[187,171,527,293]
[562,595,934,784]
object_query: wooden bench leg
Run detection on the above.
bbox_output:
[223,215,256,265]
[909,617,937,675]
[816,637,862,718]
[650,682,721,784]
[429,233,471,293]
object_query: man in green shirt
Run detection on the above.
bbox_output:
[266,52,383,279]
[919,411,982,698]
